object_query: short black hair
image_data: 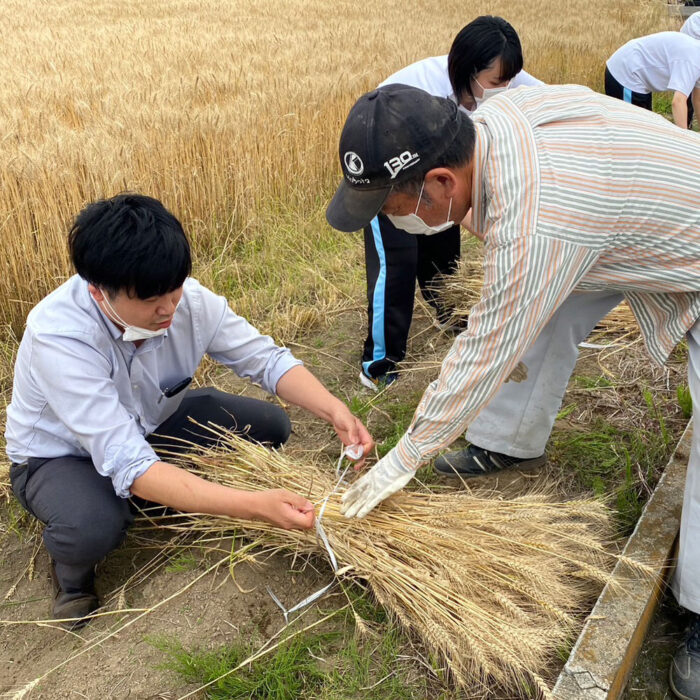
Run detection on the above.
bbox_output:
[391,114,476,196]
[69,194,192,299]
[448,16,524,103]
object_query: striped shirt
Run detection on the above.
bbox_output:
[389,84,700,474]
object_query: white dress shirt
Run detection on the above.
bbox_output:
[5,275,302,497]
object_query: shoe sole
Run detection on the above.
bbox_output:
[434,455,546,479]
[359,372,379,392]
[359,371,398,392]
[57,613,96,631]
[669,663,696,700]
[433,318,468,334]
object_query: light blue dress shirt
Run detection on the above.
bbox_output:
[5,276,302,498]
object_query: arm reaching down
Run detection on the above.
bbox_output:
[131,460,315,530]
[672,90,690,129]
[276,364,374,467]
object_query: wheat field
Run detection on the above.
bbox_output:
[0,0,673,384]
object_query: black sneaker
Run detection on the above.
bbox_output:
[50,560,100,630]
[670,614,700,699]
[433,444,546,478]
[434,314,469,334]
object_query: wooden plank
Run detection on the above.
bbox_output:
[552,421,692,699]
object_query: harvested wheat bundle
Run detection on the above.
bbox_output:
[155,429,641,698]
[441,254,638,342]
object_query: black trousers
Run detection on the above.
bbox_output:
[362,214,460,378]
[604,67,652,110]
[688,95,695,130]
[9,387,291,594]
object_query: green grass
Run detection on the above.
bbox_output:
[1,496,31,539]
[574,374,614,390]
[150,632,330,699]
[550,405,675,531]
[165,550,200,573]
[677,384,693,420]
[347,394,373,425]
[653,91,673,118]
[374,389,423,459]
[150,586,443,700]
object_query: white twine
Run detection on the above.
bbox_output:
[266,443,361,623]
[578,341,621,350]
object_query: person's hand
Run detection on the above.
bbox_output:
[341,454,414,518]
[252,489,315,530]
[330,405,374,469]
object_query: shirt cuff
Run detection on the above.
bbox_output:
[388,433,425,474]
[102,442,160,498]
[267,354,304,395]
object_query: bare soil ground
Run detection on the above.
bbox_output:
[0,294,689,699]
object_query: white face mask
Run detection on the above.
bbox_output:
[386,179,454,236]
[473,77,511,106]
[100,291,169,342]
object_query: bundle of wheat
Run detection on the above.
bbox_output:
[440,253,638,342]
[158,430,638,697]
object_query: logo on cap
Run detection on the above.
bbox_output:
[344,151,364,176]
[384,150,420,179]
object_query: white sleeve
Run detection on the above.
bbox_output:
[511,70,544,88]
[30,333,159,498]
[193,284,302,394]
[668,61,700,96]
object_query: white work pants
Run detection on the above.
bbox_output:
[673,317,700,613]
[466,290,624,458]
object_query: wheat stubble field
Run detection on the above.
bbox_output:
[0,1,682,698]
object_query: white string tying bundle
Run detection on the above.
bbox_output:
[266,443,362,623]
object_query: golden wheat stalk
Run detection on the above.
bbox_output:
[153,428,636,697]
[440,253,638,342]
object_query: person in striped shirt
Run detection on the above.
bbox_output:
[326,83,700,698]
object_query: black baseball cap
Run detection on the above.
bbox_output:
[326,84,463,232]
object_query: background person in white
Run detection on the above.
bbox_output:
[682,13,700,42]
[6,194,373,630]
[605,31,700,129]
[359,16,542,392]
[681,12,700,127]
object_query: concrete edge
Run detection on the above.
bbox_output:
[552,420,692,699]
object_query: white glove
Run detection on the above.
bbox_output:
[340,454,415,519]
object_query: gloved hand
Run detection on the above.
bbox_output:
[341,454,415,519]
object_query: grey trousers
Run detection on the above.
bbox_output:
[9,387,291,594]
[463,290,700,613]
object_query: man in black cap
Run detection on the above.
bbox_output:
[326,83,700,699]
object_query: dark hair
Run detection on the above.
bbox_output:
[448,16,524,103]
[69,193,192,299]
[392,114,476,196]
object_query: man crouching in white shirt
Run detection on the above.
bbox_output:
[5,193,374,630]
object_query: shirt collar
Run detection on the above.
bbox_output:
[83,280,170,347]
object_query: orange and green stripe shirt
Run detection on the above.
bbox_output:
[390,84,700,474]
